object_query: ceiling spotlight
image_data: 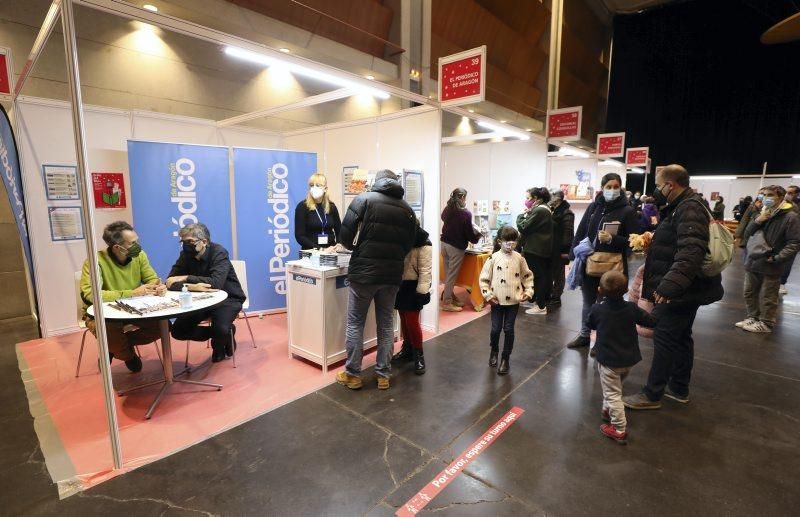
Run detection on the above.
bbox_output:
[500,120,507,123]
[525,128,532,132]
[143,4,158,12]
[365,75,375,80]
[278,47,290,53]
[468,109,475,113]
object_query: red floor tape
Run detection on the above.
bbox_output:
[397,406,525,516]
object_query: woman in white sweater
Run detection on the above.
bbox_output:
[479,226,534,374]
[393,224,433,374]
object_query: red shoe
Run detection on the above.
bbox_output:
[601,408,610,423]
[600,424,627,445]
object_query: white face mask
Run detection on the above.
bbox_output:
[501,241,516,253]
[310,186,325,200]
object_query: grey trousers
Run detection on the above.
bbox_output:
[744,271,781,325]
[441,242,465,304]
[598,363,631,433]
[345,282,399,379]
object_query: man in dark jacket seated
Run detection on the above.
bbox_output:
[623,164,723,409]
[167,223,247,363]
[335,170,417,391]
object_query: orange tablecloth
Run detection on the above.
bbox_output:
[440,252,491,311]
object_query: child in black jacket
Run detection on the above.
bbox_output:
[588,270,656,445]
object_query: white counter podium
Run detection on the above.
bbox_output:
[286,259,398,373]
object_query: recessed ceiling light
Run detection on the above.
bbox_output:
[365,75,375,80]
[143,4,158,12]
[468,109,475,113]
[278,47,290,53]
[525,128,532,132]
[500,120,507,123]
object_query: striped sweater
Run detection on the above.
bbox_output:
[479,250,534,305]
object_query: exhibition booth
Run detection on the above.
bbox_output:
[4,0,639,498]
[3,0,531,497]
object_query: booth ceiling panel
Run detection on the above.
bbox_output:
[225,0,396,58]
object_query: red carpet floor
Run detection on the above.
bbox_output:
[16,287,485,496]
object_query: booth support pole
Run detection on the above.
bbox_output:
[61,0,124,469]
[547,0,565,110]
[759,162,767,188]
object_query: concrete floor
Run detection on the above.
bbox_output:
[2,255,800,516]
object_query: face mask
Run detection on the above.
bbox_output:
[763,197,776,209]
[652,183,671,206]
[603,188,620,202]
[757,194,765,201]
[524,198,534,209]
[182,241,199,255]
[634,194,641,200]
[501,241,516,253]
[310,186,325,200]
[124,241,142,258]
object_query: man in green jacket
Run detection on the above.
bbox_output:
[516,187,553,314]
[81,221,165,372]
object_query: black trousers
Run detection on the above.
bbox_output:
[525,253,552,309]
[551,257,566,299]
[171,298,243,351]
[490,304,519,358]
[643,303,700,401]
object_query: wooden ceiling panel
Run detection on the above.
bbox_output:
[226,0,395,57]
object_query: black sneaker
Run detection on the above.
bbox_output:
[548,297,562,309]
[124,356,143,373]
[211,348,226,363]
[664,387,690,404]
[489,349,498,367]
[392,344,413,363]
[413,349,426,375]
[497,357,509,375]
[567,335,591,348]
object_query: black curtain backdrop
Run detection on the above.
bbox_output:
[607,0,800,192]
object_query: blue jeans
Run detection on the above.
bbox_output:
[490,304,519,358]
[345,282,399,379]
[580,275,601,337]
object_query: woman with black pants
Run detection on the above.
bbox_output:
[517,187,553,315]
[566,173,639,348]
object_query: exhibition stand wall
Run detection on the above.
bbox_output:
[690,175,799,220]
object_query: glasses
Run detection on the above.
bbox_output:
[181,239,199,245]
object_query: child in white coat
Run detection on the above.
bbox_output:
[479,226,534,375]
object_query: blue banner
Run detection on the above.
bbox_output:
[233,148,316,311]
[0,106,36,286]
[128,141,232,279]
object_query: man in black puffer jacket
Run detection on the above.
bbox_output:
[336,170,417,391]
[624,164,723,410]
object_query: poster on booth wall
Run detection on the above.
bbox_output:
[48,206,84,241]
[42,164,79,200]
[233,148,316,312]
[92,172,127,209]
[128,141,233,280]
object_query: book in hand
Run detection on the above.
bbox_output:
[602,221,621,236]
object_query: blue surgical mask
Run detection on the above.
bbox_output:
[603,188,620,202]
[763,197,776,208]
[757,194,765,201]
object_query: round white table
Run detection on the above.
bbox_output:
[87,290,228,419]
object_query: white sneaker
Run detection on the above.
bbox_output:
[441,303,463,312]
[525,306,548,315]
[742,320,772,333]
[779,286,788,295]
[735,317,757,328]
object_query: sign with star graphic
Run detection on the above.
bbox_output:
[438,46,486,107]
[546,106,582,140]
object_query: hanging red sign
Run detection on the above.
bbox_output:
[596,132,625,159]
[0,52,11,95]
[547,106,582,140]
[438,46,486,107]
[92,172,127,209]
[626,147,649,167]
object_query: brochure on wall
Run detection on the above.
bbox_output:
[48,206,84,241]
[92,172,127,209]
[344,166,373,195]
[403,170,423,207]
[42,164,80,200]
[492,200,511,214]
[473,199,489,215]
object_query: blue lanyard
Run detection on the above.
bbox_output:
[315,205,328,231]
